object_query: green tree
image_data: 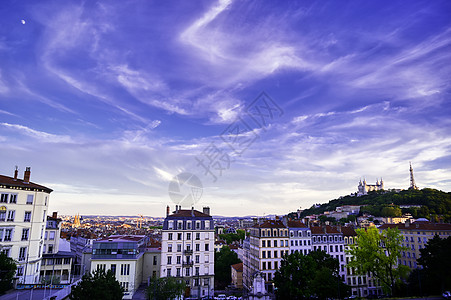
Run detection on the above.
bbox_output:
[0,253,16,295]
[214,246,241,289]
[381,206,402,217]
[147,277,185,300]
[274,250,349,300]
[347,227,409,296]
[414,235,451,294]
[70,269,124,300]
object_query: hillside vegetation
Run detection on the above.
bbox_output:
[297,188,451,221]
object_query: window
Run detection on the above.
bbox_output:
[24,211,31,222]
[285,240,288,247]
[177,244,182,252]
[9,194,17,203]
[205,244,209,251]
[262,262,266,270]
[64,258,71,265]
[176,268,181,277]
[274,240,277,247]
[177,256,181,264]
[274,250,278,258]
[196,244,200,251]
[267,240,271,247]
[21,228,29,241]
[196,233,200,240]
[262,240,266,247]
[19,247,27,261]
[0,194,8,203]
[187,233,191,240]
[275,261,278,269]
[167,268,171,277]
[168,221,174,229]
[205,220,210,228]
[168,233,173,240]
[153,256,157,265]
[268,262,272,269]
[185,268,190,276]
[3,228,12,242]
[195,255,200,263]
[26,195,34,204]
[167,256,172,264]
[205,255,209,263]
[196,221,200,229]
[0,211,5,221]
[335,245,338,252]
[17,266,24,276]
[7,210,15,222]
[42,210,46,222]
[267,251,271,258]
[121,264,130,275]
[187,222,192,229]
[177,233,182,240]
[262,251,266,258]
[48,245,53,254]
[195,267,199,275]
[49,231,55,240]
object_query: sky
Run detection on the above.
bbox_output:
[0,0,450,217]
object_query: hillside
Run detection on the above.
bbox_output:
[297,188,451,221]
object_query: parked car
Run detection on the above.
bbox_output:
[227,296,237,300]
[443,291,451,299]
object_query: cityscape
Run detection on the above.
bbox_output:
[1,0,451,299]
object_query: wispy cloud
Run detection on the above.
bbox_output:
[0,123,73,143]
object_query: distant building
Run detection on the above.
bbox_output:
[160,206,215,298]
[311,225,346,280]
[357,179,384,196]
[379,219,451,269]
[231,262,243,289]
[286,220,311,255]
[0,167,52,284]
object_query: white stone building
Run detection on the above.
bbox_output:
[0,167,52,284]
[286,220,312,255]
[161,206,215,298]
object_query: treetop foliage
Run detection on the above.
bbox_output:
[70,269,124,300]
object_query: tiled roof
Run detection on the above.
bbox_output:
[168,209,211,218]
[379,221,451,231]
[340,226,357,236]
[0,174,53,193]
[231,262,243,272]
[287,220,307,228]
[254,219,286,228]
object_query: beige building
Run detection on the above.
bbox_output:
[231,262,243,289]
[90,235,148,299]
[40,213,74,284]
[0,167,52,284]
[379,219,451,269]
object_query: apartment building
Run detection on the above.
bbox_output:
[311,225,346,280]
[0,167,52,284]
[379,219,451,269]
[342,226,375,297]
[287,220,311,255]
[90,235,148,299]
[244,219,289,292]
[40,213,74,284]
[161,206,215,298]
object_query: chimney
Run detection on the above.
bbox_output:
[23,167,31,183]
[405,219,410,228]
[52,212,58,218]
[203,206,210,216]
[166,205,170,217]
[13,166,18,181]
[191,206,194,217]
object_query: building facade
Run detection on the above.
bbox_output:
[0,167,52,284]
[379,219,451,269]
[357,179,384,196]
[90,235,148,299]
[161,206,215,298]
[244,219,289,292]
[287,220,312,255]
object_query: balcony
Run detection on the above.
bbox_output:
[182,261,193,266]
[184,249,193,255]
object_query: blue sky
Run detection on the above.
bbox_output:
[1,0,450,216]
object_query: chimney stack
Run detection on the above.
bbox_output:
[23,167,31,183]
[166,205,170,217]
[13,166,18,181]
[203,206,210,216]
[191,206,194,217]
[52,212,58,218]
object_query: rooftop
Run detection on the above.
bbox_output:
[379,221,451,231]
[97,235,147,242]
[287,220,307,228]
[168,209,211,218]
[231,262,243,272]
[0,174,53,193]
[254,219,286,228]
